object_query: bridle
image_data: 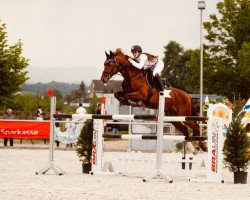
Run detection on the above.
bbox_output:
[103,56,144,82]
[103,57,129,79]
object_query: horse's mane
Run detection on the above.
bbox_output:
[114,48,129,59]
[113,48,143,76]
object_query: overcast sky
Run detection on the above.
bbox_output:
[0,0,219,84]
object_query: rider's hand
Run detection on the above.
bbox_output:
[128,57,132,62]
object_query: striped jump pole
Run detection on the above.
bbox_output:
[53,114,207,122]
[103,134,207,141]
[54,114,157,121]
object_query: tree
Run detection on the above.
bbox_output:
[224,118,250,172]
[79,80,87,100]
[162,41,200,93]
[64,94,72,104]
[204,0,250,100]
[76,119,93,164]
[162,41,184,89]
[52,88,63,100]
[185,49,200,93]
[70,89,81,101]
[0,21,29,105]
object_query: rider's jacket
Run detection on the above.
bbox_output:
[129,53,162,71]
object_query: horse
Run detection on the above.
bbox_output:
[100,49,207,152]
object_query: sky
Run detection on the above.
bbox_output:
[0,0,219,84]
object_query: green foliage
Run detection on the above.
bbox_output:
[21,81,79,96]
[0,21,29,105]
[86,93,101,114]
[76,99,100,163]
[161,41,206,94]
[184,49,201,93]
[224,118,250,172]
[204,0,250,100]
[0,93,75,119]
[79,80,87,98]
[162,41,190,91]
[53,89,63,100]
[76,119,93,163]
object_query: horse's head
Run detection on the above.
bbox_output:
[101,49,129,84]
[101,50,120,84]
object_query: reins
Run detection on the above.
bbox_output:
[117,59,144,82]
[104,56,144,83]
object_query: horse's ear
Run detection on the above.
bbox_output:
[109,50,115,58]
[105,51,110,59]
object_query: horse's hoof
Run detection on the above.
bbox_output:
[192,150,198,155]
[128,99,137,107]
[137,100,145,108]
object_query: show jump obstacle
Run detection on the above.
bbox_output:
[37,91,231,183]
[90,91,230,183]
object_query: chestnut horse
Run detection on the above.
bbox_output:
[101,49,206,152]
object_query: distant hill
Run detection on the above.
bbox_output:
[21,81,81,95]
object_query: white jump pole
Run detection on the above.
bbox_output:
[91,119,105,174]
[91,98,106,174]
[142,90,173,183]
[36,96,66,175]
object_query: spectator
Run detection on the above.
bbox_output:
[112,120,119,135]
[65,118,76,148]
[76,103,87,115]
[36,105,45,144]
[36,106,43,121]
[3,108,15,146]
[55,108,61,148]
[96,103,101,114]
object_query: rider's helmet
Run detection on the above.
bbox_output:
[131,45,142,53]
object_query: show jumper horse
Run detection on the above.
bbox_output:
[101,49,207,152]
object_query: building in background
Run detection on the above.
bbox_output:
[90,80,122,98]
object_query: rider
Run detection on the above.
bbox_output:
[128,45,165,91]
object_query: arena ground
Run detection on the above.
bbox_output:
[0,141,249,200]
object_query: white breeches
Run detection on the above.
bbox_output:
[152,59,164,76]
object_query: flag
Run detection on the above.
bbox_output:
[47,89,53,96]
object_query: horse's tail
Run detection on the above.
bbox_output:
[191,99,198,116]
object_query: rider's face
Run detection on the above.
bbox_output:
[132,51,140,59]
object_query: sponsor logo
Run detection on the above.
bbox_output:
[211,119,220,173]
[0,129,39,136]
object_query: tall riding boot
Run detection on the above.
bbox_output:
[154,73,164,91]
[148,69,154,85]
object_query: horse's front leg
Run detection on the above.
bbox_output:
[114,91,130,105]
[123,91,147,107]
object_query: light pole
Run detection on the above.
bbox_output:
[198,0,206,116]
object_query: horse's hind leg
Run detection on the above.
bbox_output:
[165,109,197,154]
[183,121,207,152]
[171,122,189,137]
[183,121,200,136]
[165,109,189,136]
[171,121,198,154]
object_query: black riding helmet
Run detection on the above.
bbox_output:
[131,45,142,53]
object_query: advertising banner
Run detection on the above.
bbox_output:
[0,121,50,139]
